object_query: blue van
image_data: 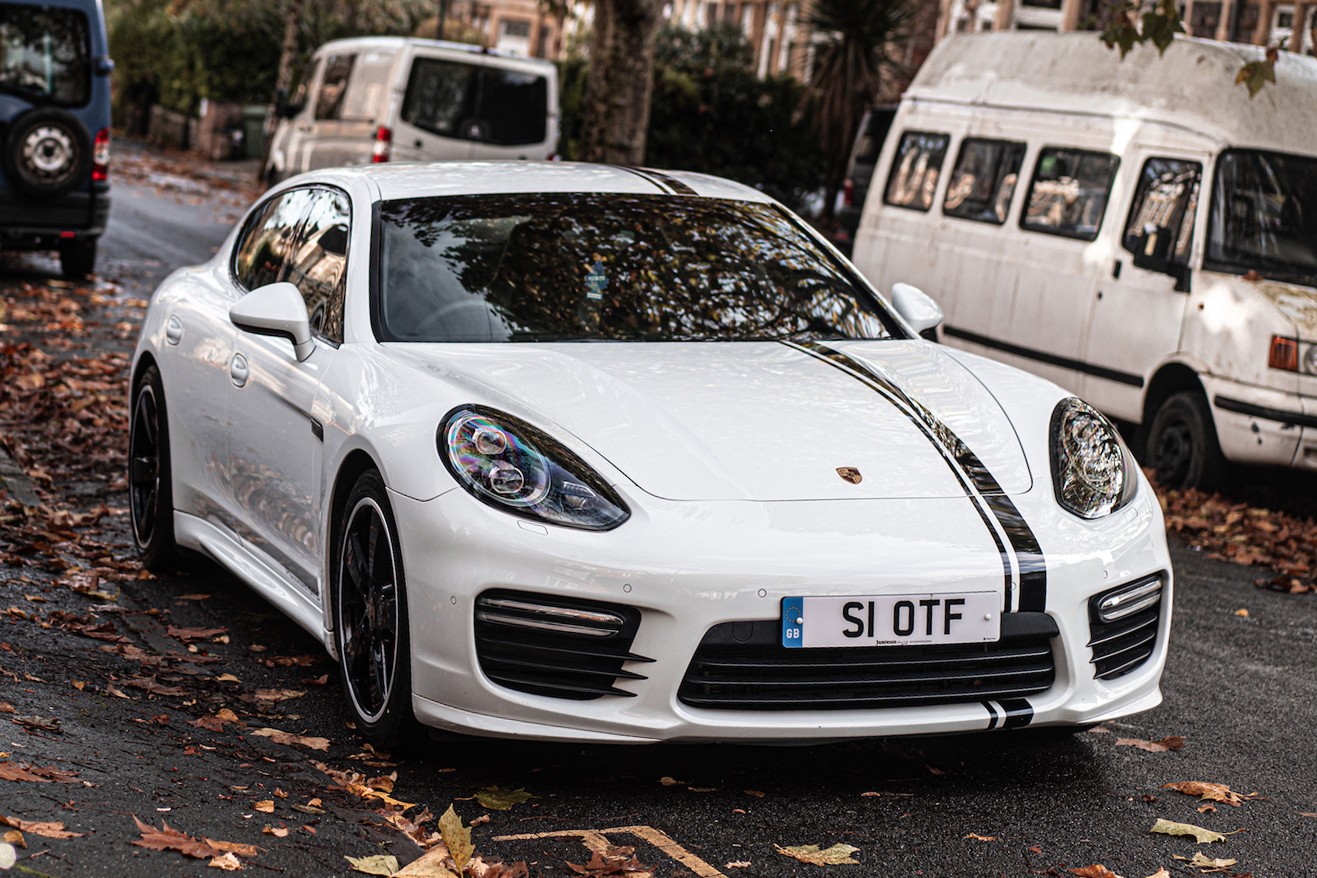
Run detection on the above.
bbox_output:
[0,0,111,279]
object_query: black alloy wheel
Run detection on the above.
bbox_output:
[128,366,180,569]
[335,470,418,749]
[1146,391,1227,491]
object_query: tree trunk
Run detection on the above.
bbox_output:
[259,0,304,183]
[578,0,663,165]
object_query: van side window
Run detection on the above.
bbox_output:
[401,58,549,146]
[291,58,320,111]
[943,138,1026,224]
[339,51,396,121]
[315,54,356,121]
[1021,148,1120,241]
[883,131,950,211]
[1123,158,1201,265]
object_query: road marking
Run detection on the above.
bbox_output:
[494,824,728,878]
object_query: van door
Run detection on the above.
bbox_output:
[1083,154,1203,421]
[307,50,396,170]
[945,147,1121,394]
[463,61,552,160]
[392,53,478,162]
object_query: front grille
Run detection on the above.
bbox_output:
[1088,585,1162,680]
[474,590,653,700]
[678,613,1057,711]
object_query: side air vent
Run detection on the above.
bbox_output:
[1088,574,1164,680]
[473,589,653,700]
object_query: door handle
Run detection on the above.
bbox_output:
[230,353,249,388]
[165,315,183,345]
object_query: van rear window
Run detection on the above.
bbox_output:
[1021,148,1119,241]
[883,131,949,212]
[943,138,1026,225]
[402,58,548,146]
[0,4,90,107]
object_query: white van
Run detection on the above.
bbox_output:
[853,31,1317,490]
[264,37,558,182]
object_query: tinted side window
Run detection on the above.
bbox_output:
[285,189,350,344]
[339,50,396,121]
[883,131,950,212]
[943,138,1027,225]
[315,54,356,121]
[402,58,478,138]
[232,189,318,291]
[290,58,320,110]
[1021,148,1120,241]
[1123,158,1201,265]
[478,68,547,145]
[0,5,90,107]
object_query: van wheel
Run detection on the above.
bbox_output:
[1146,391,1226,491]
[59,238,96,280]
[2,108,91,199]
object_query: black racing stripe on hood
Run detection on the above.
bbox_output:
[634,167,698,196]
[785,340,1049,614]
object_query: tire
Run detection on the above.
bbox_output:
[59,238,96,280]
[1145,391,1227,491]
[334,470,420,751]
[1,108,92,199]
[128,365,181,570]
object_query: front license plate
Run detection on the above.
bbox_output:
[781,593,1000,648]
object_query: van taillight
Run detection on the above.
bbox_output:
[1269,335,1299,371]
[92,128,110,182]
[842,178,855,208]
[372,127,392,163]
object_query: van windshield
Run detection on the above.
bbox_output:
[1207,149,1317,285]
[377,193,897,343]
[0,4,90,107]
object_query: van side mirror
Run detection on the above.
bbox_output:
[94,57,114,76]
[1131,251,1192,293]
[891,282,943,336]
[229,282,315,361]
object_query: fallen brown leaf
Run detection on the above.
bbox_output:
[165,626,227,642]
[0,815,82,838]
[208,852,243,871]
[774,843,860,865]
[567,845,653,876]
[1069,866,1122,878]
[1162,781,1257,806]
[247,728,329,751]
[1115,735,1184,752]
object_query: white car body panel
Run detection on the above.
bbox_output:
[134,161,1173,743]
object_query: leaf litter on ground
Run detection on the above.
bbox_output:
[1149,819,1228,843]
[1162,781,1259,806]
[567,845,651,876]
[774,843,860,865]
[474,786,534,810]
[1115,735,1184,752]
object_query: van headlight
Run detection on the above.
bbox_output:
[440,406,629,531]
[1049,398,1137,519]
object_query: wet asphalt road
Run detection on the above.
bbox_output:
[0,160,1312,877]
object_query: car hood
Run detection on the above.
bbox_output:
[390,340,1033,501]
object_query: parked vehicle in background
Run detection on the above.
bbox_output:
[853,32,1317,490]
[263,37,558,184]
[832,106,895,257]
[0,0,112,278]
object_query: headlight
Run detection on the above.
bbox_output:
[440,406,629,531]
[1049,397,1137,519]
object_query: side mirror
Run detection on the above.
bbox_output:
[94,56,114,76]
[891,282,943,335]
[229,282,315,361]
[1132,251,1192,293]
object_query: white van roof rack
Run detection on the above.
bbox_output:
[907,32,1317,157]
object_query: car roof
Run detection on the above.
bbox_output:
[909,31,1317,157]
[308,161,777,204]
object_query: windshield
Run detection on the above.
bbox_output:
[376,193,898,343]
[0,4,89,107]
[1207,149,1317,285]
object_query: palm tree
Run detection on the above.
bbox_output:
[801,0,919,219]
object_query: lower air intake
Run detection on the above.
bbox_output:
[678,613,1057,711]
[1088,576,1164,680]
[473,589,652,700]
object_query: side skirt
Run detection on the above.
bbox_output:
[173,511,331,653]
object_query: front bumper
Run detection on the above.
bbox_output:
[388,480,1172,743]
[1204,374,1314,468]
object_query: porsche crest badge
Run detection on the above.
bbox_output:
[836,466,862,484]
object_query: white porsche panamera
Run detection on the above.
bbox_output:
[129,162,1173,747]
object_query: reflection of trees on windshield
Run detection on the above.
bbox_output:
[379,193,895,343]
[1207,150,1317,285]
[0,7,90,106]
